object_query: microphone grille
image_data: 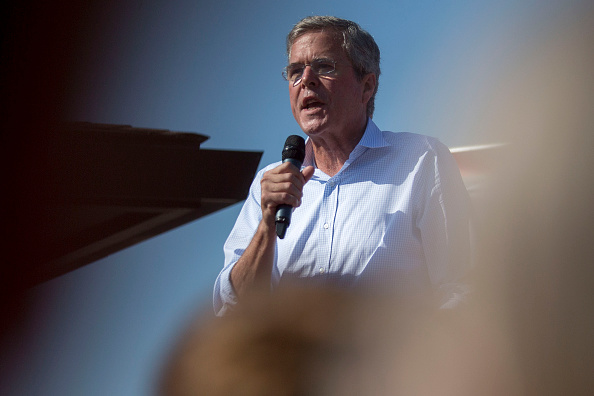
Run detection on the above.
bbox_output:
[282,135,306,162]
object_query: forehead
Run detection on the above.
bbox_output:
[289,31,346,63]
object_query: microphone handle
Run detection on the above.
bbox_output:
[275,158,302,239]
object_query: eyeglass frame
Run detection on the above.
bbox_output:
[282,58,338,86]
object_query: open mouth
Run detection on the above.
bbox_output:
[303,100,325,110]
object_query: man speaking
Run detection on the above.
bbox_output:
[214,16,472,315]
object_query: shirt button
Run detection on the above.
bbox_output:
[323,223,329,229]
[319,268,326,274]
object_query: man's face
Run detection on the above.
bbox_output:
[288,31,372,139]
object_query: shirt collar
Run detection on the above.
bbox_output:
[303,118,388,167]
[358,118,389,149]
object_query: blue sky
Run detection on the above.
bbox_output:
[2,1,574,395]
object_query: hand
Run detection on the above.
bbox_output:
[260,163,315,225]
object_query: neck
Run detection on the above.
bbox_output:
[310,118,368,177]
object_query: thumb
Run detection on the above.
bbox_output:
[302,166,315,183]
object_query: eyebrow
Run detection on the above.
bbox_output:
[287,57,335,67]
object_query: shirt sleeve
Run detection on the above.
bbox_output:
[212,166,269,316]
[416,137,473,309]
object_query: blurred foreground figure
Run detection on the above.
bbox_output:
[161,283,523,396]
[161,285,517,396]
[162,286,403,396]
[469,3,594,394]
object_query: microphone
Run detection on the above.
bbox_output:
[275,135,306,239]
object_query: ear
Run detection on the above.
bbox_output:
[361,73,377,105]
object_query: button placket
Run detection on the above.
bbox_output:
[321,178,339,275]
[322,179,336,233]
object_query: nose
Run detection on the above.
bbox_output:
[300,64,318,87]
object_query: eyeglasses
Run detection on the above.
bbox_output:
[282,58,337,86]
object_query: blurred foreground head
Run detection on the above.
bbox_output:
[159,286,413,396]
[159,283,522,396]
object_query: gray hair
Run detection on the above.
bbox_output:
[286,16,381,118]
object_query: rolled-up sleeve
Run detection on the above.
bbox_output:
[213,166,271,316]
[416,138,473,309]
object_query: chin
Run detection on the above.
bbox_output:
[298,116,329,136]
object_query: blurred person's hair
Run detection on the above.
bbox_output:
[158,285,415,396]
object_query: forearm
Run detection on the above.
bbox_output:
[230,163,314,297]
[229,218,277,298]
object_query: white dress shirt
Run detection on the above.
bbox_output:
[214,119,472,315]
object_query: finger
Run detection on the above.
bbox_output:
[261,176,302,208]
[263,165,307,191]
[265,181,303,200]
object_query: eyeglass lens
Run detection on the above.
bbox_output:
[284,59,336,84]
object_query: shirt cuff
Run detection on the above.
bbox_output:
[213,264,238,316]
